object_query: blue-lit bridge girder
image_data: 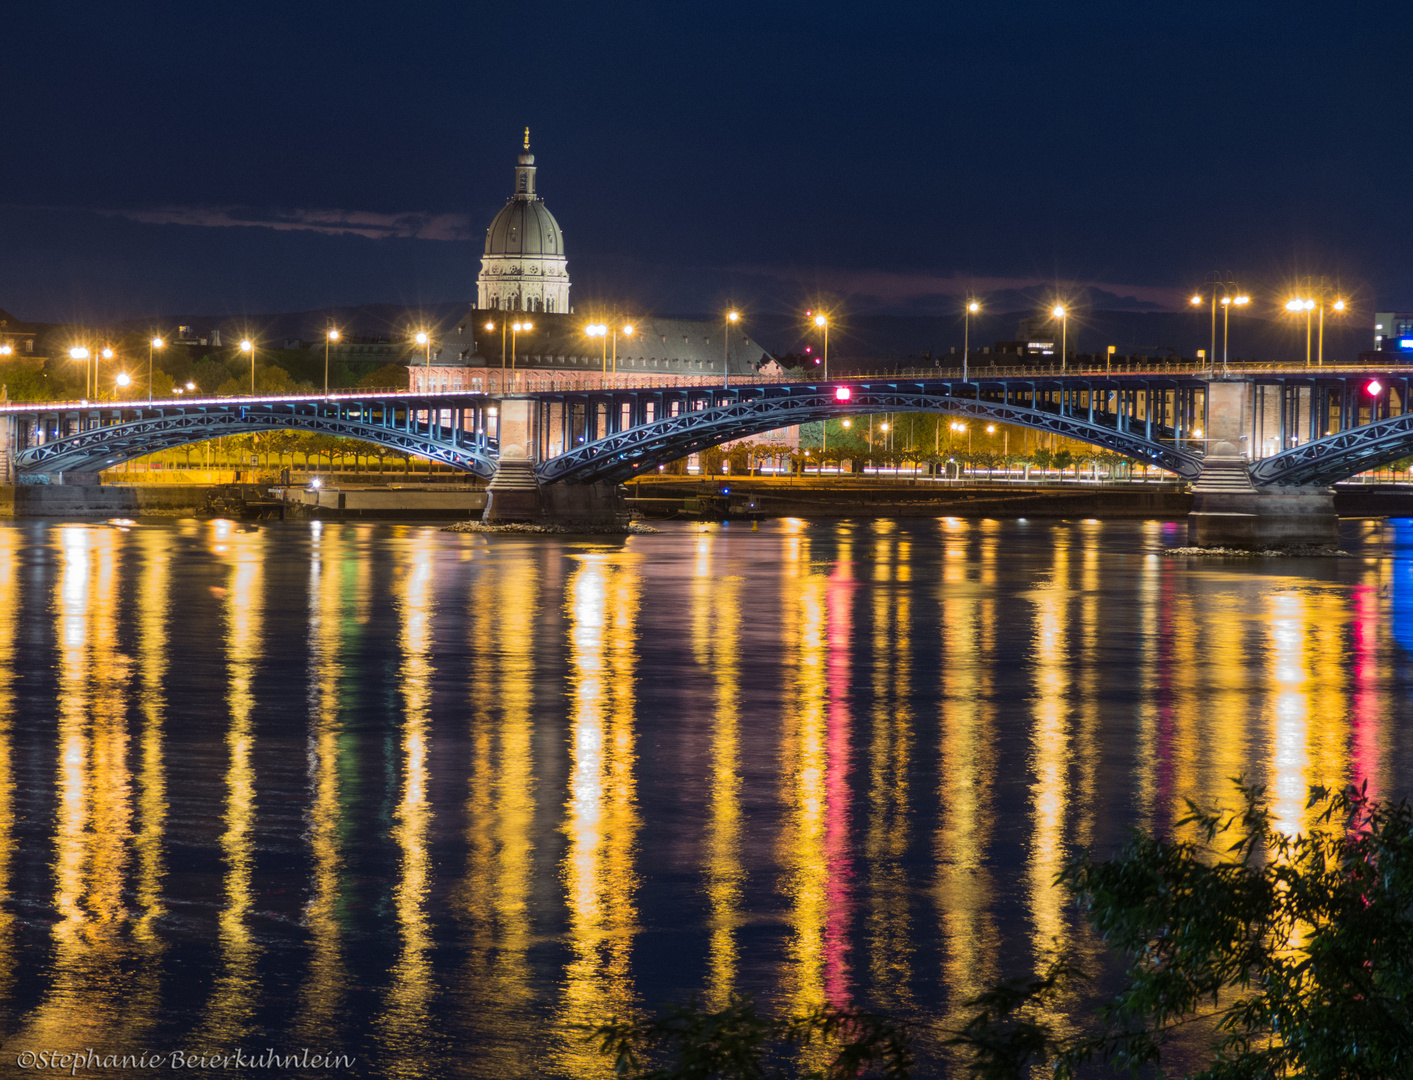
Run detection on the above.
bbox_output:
[534,378,1206,485]
[10,398,498,477]
[1247,374,1413,486]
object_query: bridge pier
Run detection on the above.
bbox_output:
[1187,442,1337,548]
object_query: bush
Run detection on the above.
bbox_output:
[590,782,1413,1080]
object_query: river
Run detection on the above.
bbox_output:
[0,516,1408,1077]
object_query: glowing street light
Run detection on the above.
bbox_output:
[240,339,255,394]
[1051,305,1068,373]
[69,346,90,398]
[98,346,114,399]
[148,336,164,399]
[0,344,11,357]
[724,310,740,389]
[811,312,830,381]
[964,300,980,381]
[325,328,340,394]
[510,320,532,372]
[115,371,131,391]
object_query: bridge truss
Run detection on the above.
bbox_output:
[534,376,1207,483]
[7,395,498,477]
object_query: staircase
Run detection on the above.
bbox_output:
[1191,456,1256,493]
[482,459,543,522]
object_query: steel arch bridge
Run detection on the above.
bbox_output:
[6,394,498,478]
[8,370,1413,487]
[535,376,1205,484]
[1252,413,1413,486]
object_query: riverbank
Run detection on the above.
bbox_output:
[626,476,1413,521]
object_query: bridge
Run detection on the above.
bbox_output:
[3,366,1411,545]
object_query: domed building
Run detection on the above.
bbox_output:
[408,131,794,461]
[477,129,570,314]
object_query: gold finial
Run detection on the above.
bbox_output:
[523,126,531,150]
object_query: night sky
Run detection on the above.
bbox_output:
[5,1,1409,325]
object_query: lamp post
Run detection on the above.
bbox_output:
[115,371,131,399]
[1218,294,1249,373]
[325,328,340,394]
[69,346,90,399]
[148,336,164,400]
[614,323,633,385]
[724,310,739,389]
[97,347,113,399]
[415,330,431,382]
[1051,306,1067,373]
[510,320,530,375]
[586,323,607,378]
[813,313,829,381]
[240,339,255,394]
[1286,298,1316,367]
[964,300,979,381]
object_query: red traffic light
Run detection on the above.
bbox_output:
[834,386,852,402]
[1367,379,1383,396]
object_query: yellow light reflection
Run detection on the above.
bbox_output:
[866,525,914,1012]
[0,527,17,1007]
[777,524,857,1025]
[935,516,1000,1026]
[21,526,141,1048]
[296,524,357,1041]
[378,533,437,1059]
[199,524,264,1044]
[1027,528,1071,966]
[461,543,539,1068]
[691,535,745,1006]
[555,552,642,1078]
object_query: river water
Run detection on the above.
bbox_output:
[0,516,1409,1077]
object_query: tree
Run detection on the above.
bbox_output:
[358,362,412,390]
[590,782,1413,1080]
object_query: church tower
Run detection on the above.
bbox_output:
[477,130,571,313]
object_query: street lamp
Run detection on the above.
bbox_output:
[724,310,739,389]
[415,330,431,379]
[69,346,90,398]
[964,300,980,381]
[1217,295,1249,373]
[586,322,607,376]
[1286,298,1317,367]
[510,320,531,373]
[98,347,114,399]
[325,328,340,394]
[149,336,164,399]
[240,339,255,394]
[813,313,829,381]
[1051,306,1067,373]
[115,371,131,397]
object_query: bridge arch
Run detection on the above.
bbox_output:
[536,382,1203,484]
[12,399,498,478]
[1250,412,1413,486]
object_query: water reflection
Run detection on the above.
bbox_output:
[461,544,539,1076]
[691,534,745,1007]
[935,518,999,1015]
[297,524,361,1042]
[865,522,914,1013]
[778,525,856,1017]
[0,527,17,1013]
[378,531,438,1075]
[200,522,264,1044]
[0,519,1406,1078]
[556,551,643,1078]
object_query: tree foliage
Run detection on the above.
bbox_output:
[590,782,1413,1080]
[582,995,912,1080]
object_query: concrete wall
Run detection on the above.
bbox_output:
[6,483,210,517]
